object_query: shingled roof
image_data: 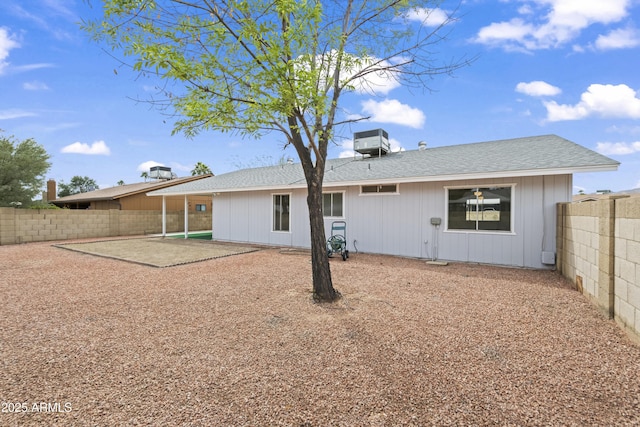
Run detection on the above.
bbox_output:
[148,135,619,197]
[53,174,212,204]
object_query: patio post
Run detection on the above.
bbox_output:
[184,195,189,239]
[211,193,215,240]
[162,196,166,237]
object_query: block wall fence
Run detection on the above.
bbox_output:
[0,207,212,245]
[557,195,640,343]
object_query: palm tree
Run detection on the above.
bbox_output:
[140,171,149,182]
[191,162,212,176]
[117,180,125,186]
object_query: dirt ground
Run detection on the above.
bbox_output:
[1,237,639,426]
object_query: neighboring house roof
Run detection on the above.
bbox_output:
[620,188,640,195]
[573,194,604,203]
[148,135,619,197]
[53,174,213,204]
[573,187,640,203]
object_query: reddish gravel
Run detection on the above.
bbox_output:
[1,239,639,426]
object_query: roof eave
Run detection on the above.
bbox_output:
[52,196,113,204]
[323,165,620,188]
[147,164,618,196]
[147,183,307,197]
[115,174,214,199]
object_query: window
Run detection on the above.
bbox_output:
[273,194,290,232]
[195,204,206,212]
[323,192,343,217]
[361,184,397,194]
[447,186,512,232]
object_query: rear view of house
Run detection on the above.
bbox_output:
[148,134,619,269]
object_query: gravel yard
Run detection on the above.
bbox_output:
[1,238,639,426]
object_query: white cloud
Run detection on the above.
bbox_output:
[41,0,76,19]
[348,58,402,95]
[42,122,80,132]
[403,8,450,27]
[474,18,536,52]
[0,108,37,120]
[137,160,164,172]
[338,138,356,158]
[6,2,76,41]
[388,137,404,153]
[11,63,56,73]
[518,4,535,15]
[296,51,402,97]
[573,185,586,194]
[23,80,50,91]
[594,27,640,50]
[544,0,628,27]
[595,141,640,155]
[544,84,640,121]
[361,99,426,129]
[338,54,402,96]
[61,140,111,155]
[516,80,561,96]
[0,27,20,74]
[473,0,632,51]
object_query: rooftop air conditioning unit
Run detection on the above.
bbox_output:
[354,129,390,156]
[149,166,173,180]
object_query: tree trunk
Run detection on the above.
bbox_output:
[286,114,339,302]
[306,169,340,302]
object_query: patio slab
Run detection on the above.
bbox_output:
[55,237,259,267]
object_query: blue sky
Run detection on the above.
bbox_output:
[1,0,639,194]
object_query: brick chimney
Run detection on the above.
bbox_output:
[47,179,57,201]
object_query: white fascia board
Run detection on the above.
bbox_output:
[146,189,207,197]
[147,164,619,196]
[146,183,307,197]
[146,191,210,197]
[325,165,620,188]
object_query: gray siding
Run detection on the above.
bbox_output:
[212,175,571,269]
[213,189,306,247]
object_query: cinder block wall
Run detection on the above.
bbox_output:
[557,195,640,343]
[557,201,601,301]
[0,208,17,245]
[614,197,640,341]
[0,208,212,244]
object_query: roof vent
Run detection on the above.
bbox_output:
[354,129,390,157]
[418,141,427,151]
[149,166,173,180]
[286,157,294,164]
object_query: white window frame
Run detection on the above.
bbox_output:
[359,183,399,195]
[444,184,516,234]
[323,191,345,218]
[272,193,292,233]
